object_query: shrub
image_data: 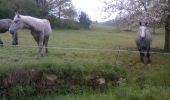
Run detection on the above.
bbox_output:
[46,15,80,29]
[79,12,92,29]
[9,85,34,100]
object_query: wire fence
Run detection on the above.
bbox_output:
[1,44,170,55]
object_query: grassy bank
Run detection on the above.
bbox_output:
[0,25,169,99]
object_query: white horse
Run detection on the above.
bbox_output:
[136,22,152,64]
[9,13,52,58]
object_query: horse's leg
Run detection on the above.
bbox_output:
[139,49,145,63]
[11,32,18,45]
[44,35,49,54]
[140,52,144,63]
[38,33,44,58]
[31,31,40,58]
[138,48,144,63]
[147,48,151,64]
[0,38,3,47]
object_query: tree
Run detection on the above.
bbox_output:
[14,0,42,17]
[103,0,164,30]
[0,0,47,19]
[0,0,77,29]
[34,0,51,17]
[79,12,92,29]
[103,0,170,51]
[50,0,77,22]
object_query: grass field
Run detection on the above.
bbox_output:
[0,25,170,100]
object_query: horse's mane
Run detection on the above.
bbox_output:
[21,15,44,22]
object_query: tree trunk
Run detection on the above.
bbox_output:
[164,16,170,52]
[58,6,61,27]
[164,0,170,52]
[128,25,132,31]
[153,23,156,34]
[58,6,61,22]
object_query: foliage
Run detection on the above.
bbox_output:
[103,0,168,27]
[46,15,79,29]
[0,0,43,19]
[60,19,80,29]
[0,0,78,29]
[79,12,92,29]
[0,62,126,99]
[49,0,77,21]
[8,85,34,100]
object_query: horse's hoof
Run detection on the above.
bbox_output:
[37,54,44,59]
[140,61,145,64]
[41,53,44,57]
[0,44,3,47]
[13,43,18,46]
[36,56,41,59]
[45,51,48,54]
[142,63,145,65]
[0,41,3,47]
[11,42,18,46]
[11,44,17,47]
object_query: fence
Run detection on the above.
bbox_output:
[1,44,170,55]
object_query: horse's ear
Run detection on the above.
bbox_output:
[139,22,142,26]
[17,14,21,18]
[15,11,20,18]
[15,11,19,15]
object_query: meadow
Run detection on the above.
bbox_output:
[0,25,169,100]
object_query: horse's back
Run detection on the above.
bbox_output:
[0,19,12,22]
[0,19,12,24]
[0,19,12,33]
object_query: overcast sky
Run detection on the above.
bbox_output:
[72,0,116,22]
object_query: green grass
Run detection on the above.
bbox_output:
[0,25,169,99]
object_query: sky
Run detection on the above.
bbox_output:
[72,0,116,22]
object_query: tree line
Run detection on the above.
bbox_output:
[0,0,92,29]
[103,0,170,52]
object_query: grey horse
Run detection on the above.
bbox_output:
[0,19,18,46]
[136,22,152,64]
[9,13,52,58]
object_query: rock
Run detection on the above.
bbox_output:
[97,78,106,85]
[45,74,57,81]
[117,77,126,85]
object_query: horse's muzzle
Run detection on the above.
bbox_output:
[9,29,15,34]
[141,37,145,41]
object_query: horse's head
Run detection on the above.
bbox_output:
[138,22,148,39]
[9,12,24,34]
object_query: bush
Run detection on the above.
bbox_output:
[60,19,80,29]
[46,14,93,30]
[79,12,92,29]
[46,15,80,29]
[9,85,34,100]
